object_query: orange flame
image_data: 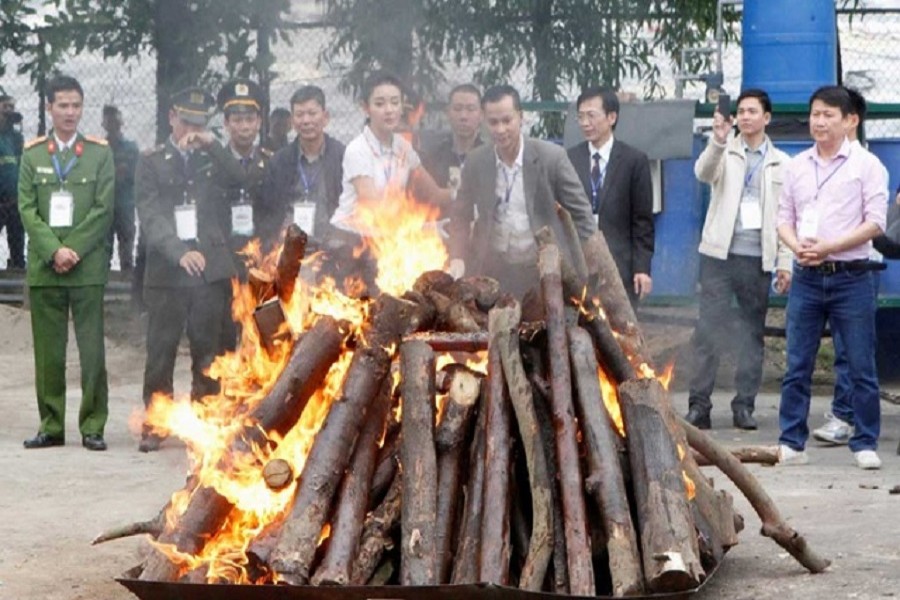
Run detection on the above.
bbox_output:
[597,367,625,437]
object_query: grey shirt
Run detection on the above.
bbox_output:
[729,141,766,257]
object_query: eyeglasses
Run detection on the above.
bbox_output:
[576,111,605,123]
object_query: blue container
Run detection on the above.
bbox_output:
[742,0,837,104]
[650,135,706,298]
[867,139,900,297]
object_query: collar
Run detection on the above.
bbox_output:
[230,144,255,161]
[588,136,614,163]
[298,136,326,162]
[53,131,78,152]
[363,125,394,155]
[495,134,525,171]
[741,136,767,155]
[811,137,852,165]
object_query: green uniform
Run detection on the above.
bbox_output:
[136,138,238,405]
[17,133,115,438]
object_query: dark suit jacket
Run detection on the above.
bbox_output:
[136,139,236,287]
[567,139,655,289]
[449,137,596,275]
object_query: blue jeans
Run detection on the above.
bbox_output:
[779,265,880,452]
[831,272,880,426]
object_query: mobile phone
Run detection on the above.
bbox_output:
[716,93,731,117]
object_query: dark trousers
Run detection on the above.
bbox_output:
[30,285,108,437]
[142,280,230,408]
[688,254,771,414]
[0,201,25,268]
[108,200,136,270]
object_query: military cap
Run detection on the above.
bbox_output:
[171,86,216,125]
[217,78,263,116]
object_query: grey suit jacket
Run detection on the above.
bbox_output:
[449,137,596,276]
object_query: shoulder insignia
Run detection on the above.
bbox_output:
[83,135,109,146]
[23,135,48,150]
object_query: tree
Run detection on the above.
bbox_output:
[41,0,291,141]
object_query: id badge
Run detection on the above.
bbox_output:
[49,190,74,227]
[175,204,198,241]
[797,206,819,239]
[231,204,254,236]
[739,201,762,230]
[293,202,316,235]
[448,166,462,192]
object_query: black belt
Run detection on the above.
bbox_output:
[800,260,886,275]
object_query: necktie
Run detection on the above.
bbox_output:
[590,152,603,213]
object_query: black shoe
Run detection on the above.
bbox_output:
[684,406,711,430]
[138,434,162,453]
[23,432,65,449]
[82,434,107,451]
[732,408,758,430]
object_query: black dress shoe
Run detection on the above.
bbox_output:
[82,434,108,451]
[733,408,758,430]
[23,432,64,449]
[684,406,711,430]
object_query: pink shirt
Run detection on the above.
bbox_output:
[777,138,887,261]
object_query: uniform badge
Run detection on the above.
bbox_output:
[235,83,249,96]
[190,91,204,104]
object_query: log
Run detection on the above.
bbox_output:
[538,243,595,597]
[491,296,553,591]
[92,513,164,545]
[413,269,455,297]
[428,290,483,333]
[138,316,344,582]
[369,425,400,510]
[403,331,489,353]
[692,446,779,467]
[618,379,704,593]
[555,205,590,284]
[434,368,481,583]
[399,340,439,586]
[479,328,513,586]
[450,394,488,584]
[248,267,276,304]
[262,459,293,491]
[312,376,393,585]
[269,343,392,585]
[568,326,643,597]
[401,290,437,332]
[351,473,403,585]
[580,309,636,383]
[681,419,831,573]
[460,275,501,312]
[275,224,308,304]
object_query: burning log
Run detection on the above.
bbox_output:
[269,342,392,585]
[579,307,636,384]
[692,445,779,467]
[681,419,831,574]
[479,329,513,586]
[262,459,293,491]
[459,275,502,312]
[404,331,488,353]
[491,296,553,591]
[312,376,393,586]
[433,366,481,583]
[275,224,308,304]
[538,243,595,597]
[568,326,643,597]
[399,340,439,586]
[450,396,487,584]
[427,290,483,333]
[248,267,276,304]
[413,269,455,297]
[92,512,164,546]
[351,473,402,585]
[618,378,704,593]
[138,316,345,582]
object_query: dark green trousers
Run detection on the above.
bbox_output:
[29,285,108,438]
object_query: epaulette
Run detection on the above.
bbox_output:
[143,143,166,156]
[83,135,108,146]
[23,135,48,150]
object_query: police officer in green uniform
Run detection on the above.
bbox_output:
[0,85,25,269]
[19,75,115,451]
[135,87,238,452]
[212,78,272,351]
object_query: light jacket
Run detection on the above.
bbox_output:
[694,131,792,273]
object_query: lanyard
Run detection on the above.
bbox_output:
[590,158,605,198]
[814,154,849,195]
[297,158,320,196]
[743,143,768,188]
[364,132,395,184]
[500,164,519,204]
[51,152,78,185]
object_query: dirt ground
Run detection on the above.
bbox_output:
[1,300,899,600]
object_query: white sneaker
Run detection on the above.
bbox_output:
[854,450,882,470]
[812,413,854,445]
[777,444,809,466]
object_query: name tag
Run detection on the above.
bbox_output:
[797,206,819,239]
[739,201,762,230]
[448,166,461,192]
[175,204,198,241]
[293,201,316,235]
[49,190,74,227]
[232,204,254,236]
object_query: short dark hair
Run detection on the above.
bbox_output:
[482,85,521,111]
[844,87,867,122]
[270,107,291,120]
[361,71,405,104]
[737,88,772,114]
[46,75,83,103]
[102,104,120,118]
[289,86,326,110]
[449,83,482,103]
[575,86,619,116]
[809,85,852,116]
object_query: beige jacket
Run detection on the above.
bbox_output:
[694,131,792,273]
